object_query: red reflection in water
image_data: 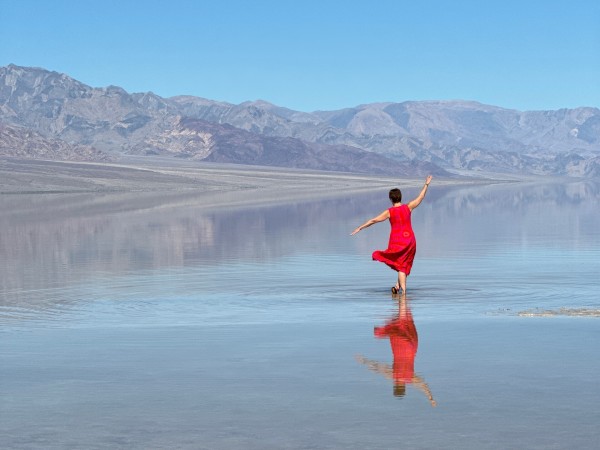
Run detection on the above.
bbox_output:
[356,295,436,406]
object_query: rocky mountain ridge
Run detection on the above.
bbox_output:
[1,64,598,177]
[170,97,600,177]
[0,122,109,161]
[0,65,443,176]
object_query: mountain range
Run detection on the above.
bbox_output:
[1,64,599,177]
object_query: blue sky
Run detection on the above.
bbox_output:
[1,0,599,111]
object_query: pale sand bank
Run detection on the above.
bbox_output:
[518,308,600,317]
[0,157,488,210]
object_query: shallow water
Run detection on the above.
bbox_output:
[1,180,599,449]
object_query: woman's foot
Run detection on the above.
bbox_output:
[398,272,407,295]
[391,285,400,295]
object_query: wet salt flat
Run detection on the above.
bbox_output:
[1,179,599,449]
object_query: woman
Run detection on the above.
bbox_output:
[351,175,432,294]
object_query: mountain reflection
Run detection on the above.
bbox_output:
[0,191,377,309]
[356,295,436,406]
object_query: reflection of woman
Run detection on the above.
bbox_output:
[356,295,436,406]
[351,176,432,295]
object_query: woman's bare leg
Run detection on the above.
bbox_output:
[398,271,407,294]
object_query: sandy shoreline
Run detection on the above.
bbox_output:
[0,157,500,210]
[517,308,600,317]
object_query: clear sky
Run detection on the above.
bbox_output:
[1,0,599,112]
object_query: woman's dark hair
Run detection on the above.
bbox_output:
[389,188,402,204]
[393,383,406,397]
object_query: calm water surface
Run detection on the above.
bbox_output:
[1,180,599,449]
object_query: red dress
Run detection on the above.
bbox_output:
[372,204,417,275]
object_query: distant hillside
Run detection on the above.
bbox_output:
[1,64,599,177]
[170,97,600,177]
[0,123,110,161]
[136,116,444,176]
[0,65,444,176]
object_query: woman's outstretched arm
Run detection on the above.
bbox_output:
[351,209,390,235]
[412,374,437,407]
[407,175,433,211]
[355,354,394,379]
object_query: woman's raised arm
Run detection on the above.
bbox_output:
[407,175,433,211]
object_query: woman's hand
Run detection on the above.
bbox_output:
[425,175,433,185]
[350,227,361,236]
